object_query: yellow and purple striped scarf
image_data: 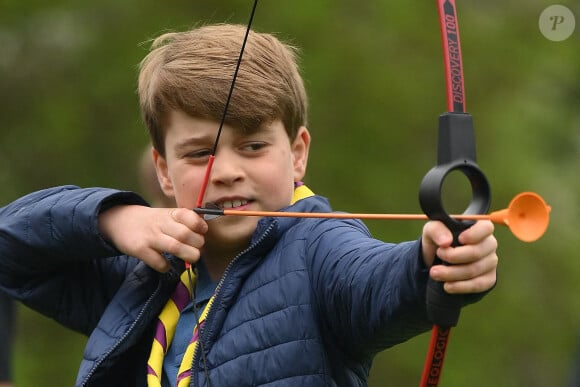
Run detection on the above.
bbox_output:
[146,270,215,387]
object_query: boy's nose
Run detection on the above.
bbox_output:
[209,150,244,186]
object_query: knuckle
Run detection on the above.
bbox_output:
[165,239,183,254]
[474,275,493,293]
[191,235,205,249]
[170,208,186,222]
[180,248,201,264]
[189,249,201,261]
[151,259,170,273]
[489,236,498,251]
[173,227,191,242]
[485,219,495,232]
[189,216,208,233]
[462,263,479,281]
[138,251,169,273]
[490,253,499,268]
[132,241,151,258]
[475,271,495,292]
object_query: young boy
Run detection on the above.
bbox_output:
[0,24,497,386]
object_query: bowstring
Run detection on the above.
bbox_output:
[190,1,260,386]
[194,0,260,209]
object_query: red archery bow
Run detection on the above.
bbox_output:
[419,1,490,385]
[190,2,548,386]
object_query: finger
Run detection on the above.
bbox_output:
[168,208,208,234]
[421,221,454,266]
[436,235,498,265]
[163,208,207,258]
[457,220,494,245]
[136,249,171,273]
[161,221,206,251]
[443,268,497,294]
[423,221,454,247]
[152,233,203,264]
[430,252,498,284]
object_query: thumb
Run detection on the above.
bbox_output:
[421,221,453,266]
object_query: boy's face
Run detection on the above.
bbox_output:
[153,110,310,253]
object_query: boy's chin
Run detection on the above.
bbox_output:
[206,217,259,249]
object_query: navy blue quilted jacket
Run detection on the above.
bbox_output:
[0,186,434,386]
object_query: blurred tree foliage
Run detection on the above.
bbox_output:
[1,0,579,386]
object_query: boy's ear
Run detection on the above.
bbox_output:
[292,126,311,181]
[152,148,175,197]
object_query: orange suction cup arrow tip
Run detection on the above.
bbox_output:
[488,192,551,242]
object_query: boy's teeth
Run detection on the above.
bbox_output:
[221,200,247,209]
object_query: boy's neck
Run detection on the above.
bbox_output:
[203,255,232,282]
[201,241,249,281]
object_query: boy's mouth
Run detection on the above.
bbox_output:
[215,199,250,209]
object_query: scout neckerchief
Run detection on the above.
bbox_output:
[146,182,314,386]
[146,269,215,387]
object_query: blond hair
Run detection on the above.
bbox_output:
[138,24,308,156]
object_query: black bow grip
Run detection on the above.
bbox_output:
[419,112,491,327]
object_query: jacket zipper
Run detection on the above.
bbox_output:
[191,221,277,387]
[81,264,179,386]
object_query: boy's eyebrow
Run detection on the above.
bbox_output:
[173,124,277,153]
[173,135,216,152]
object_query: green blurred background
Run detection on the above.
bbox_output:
[1,0,579,386]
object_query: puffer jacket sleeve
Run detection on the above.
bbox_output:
[305,218,432,359]
[0,185,149,335]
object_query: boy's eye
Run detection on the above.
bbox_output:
[184,149,212,159]
[242,142,267,152]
